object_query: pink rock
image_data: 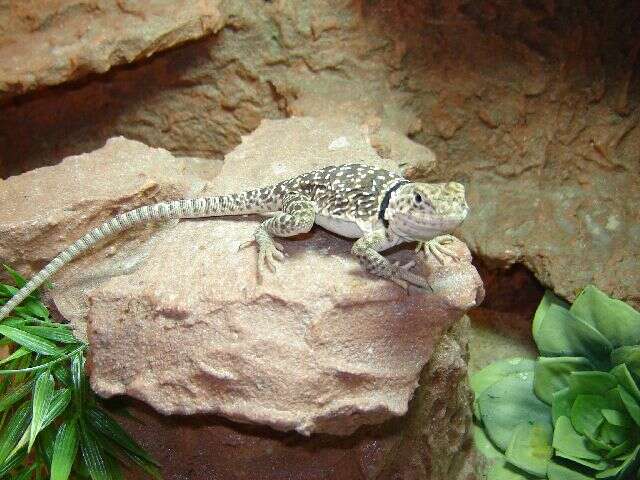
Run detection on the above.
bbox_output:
[0,0,224,100]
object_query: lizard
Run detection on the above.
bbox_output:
[0,163,469,321]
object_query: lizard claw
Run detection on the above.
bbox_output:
[418,235,460,265]
[257,242,285,276]
[391,260,431,292]
[238,239,255,251]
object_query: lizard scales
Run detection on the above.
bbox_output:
[0,163,469,320]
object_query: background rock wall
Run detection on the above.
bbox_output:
[1,0,638,307]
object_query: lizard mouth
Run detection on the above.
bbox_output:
[391,213,466,241]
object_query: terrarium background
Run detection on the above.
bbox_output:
[0,1,638,479]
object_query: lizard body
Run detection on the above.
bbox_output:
[0,163,468,320]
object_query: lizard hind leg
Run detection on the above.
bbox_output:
[251,193,316,279]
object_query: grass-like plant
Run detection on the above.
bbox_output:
[472,285,640,480]
[0,265,161,479]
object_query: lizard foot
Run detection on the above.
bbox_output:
[390,260,431,292]
[257,240,285,275]
[238,238,285,278]
[416,235,459,264]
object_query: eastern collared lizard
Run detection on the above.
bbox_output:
[0,163,468,320]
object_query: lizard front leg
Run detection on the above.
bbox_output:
[352,230,430,291]
[252,193,316,276]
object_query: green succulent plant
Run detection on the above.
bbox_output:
[472,285,640,480]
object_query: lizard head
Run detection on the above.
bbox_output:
[385,182,469,241]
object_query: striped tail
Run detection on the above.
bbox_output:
[0,189,277,321]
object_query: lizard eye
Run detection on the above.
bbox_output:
[414,193,423,204]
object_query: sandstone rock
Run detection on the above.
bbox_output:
[87,218,480,436]
[0,0,224,101]
[109,316,476,480]
[0,136,220,274]
[0,136,221,333]
[74,118,481,436]
[459,180,640,308]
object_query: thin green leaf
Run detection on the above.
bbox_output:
[0,379,33,414]
[0,447,27,478]
[0,344,86,375]
[0,284,21,298]
[53,364,73,387]
[22,326,79,344]
[36,424,56,466]
[85,407,159,466]
[0,401,31,465]
[14,299,48,320]
[51,421,79,480]
[0,325,61,356]
[103,454,124,480]
[13,463,38,480]
[30,371,54,451]
[41,388,72,431]
[72,354,87,414]
[3,265,26,288]
[79,420,110,480]
[0,347,31,367]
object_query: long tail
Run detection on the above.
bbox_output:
[0,188,277,320]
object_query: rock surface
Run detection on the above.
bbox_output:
[112,316,477,480]
[77,118,483,435]
[1,0,637,309]
[0,0,224,101]
[0,136,220,277]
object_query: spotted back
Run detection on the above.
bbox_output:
[274,164,405,222]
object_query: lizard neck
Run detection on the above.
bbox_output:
[378,180,411,228]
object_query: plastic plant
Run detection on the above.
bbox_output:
[472,285,640,480]
[0,265,161,479]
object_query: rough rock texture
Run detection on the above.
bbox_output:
[1,0,638,309]
[111,316,476,480]
[0,136,221,277]
[87,219,479,436]
[0,0,224,101]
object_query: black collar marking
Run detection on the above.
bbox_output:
[378,180,410,228]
